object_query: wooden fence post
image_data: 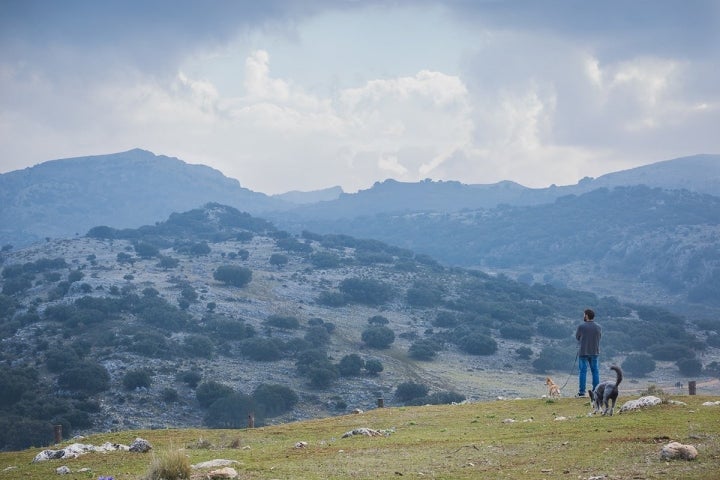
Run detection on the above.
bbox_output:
[377,398,384,408]
[688,381,697,395]
[54,425,62,444]
[247,413,255,428]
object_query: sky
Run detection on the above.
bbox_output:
[1,1,718,195]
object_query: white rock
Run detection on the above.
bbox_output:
[660,442,698,460]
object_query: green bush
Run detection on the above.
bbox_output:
[177,370,202,388]
[264,315,300,330]
[406,283,443,308]
[316,291,348,307]
[304,325,331,347]
[395,381,429,403]
[252,384,298,417]
[213,265,252,287]
[196,381,234,408]
[408,339,440,361]
[457,332,497,356]
[269,253,289,267]
[338,354,364,376]
[621,353,656,377]
[45,347,81,373]
[361,326,395,349]
[204,393,260,428]
[677,358,703,376]
[339,278,393,305]
[364,358,384,375]
[240,337,283,361]
[182,334,214,358]
[123,369,153,390]
[57,361,110,395]
[310,252,341,269]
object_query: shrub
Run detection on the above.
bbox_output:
[457,332,497,356]
[213,265,252,287]
[408,339,440,361]
[240,337,282,361]
[339,278,393,305]
[307,366,339,389]
[269,253,289,267]
[316,291,348,307]
[499,323,533,342]
[621,353,656,377]
[177,370,202,388]
[310,252,341,269]
[161,388,179,402]
[182,334,214,358]
[157,256,180,269]
[45,347,81,373]
[67,270,84,283]
[648,343,696,361]
[144,449,191,480]
[364,359,384,375]
[264,315,300,330]
[338,354,364,376]
[531,346,575,373]
[406,283,443,308]
[677,357,703,376]
[361,326,395,349]
[304,325,331,347]
[368,315,389,326]
[395,381,429,403]
[57,361,110,395]
[204,393,260,429]
[535,319,568,339]
[196,381,234,408]
[123,369,152,390]
[515,346,533,360]
[0,367,37,407]
[252,384,298,417]
[433,311,458,328]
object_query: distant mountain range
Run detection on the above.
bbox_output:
[2,149,718,249]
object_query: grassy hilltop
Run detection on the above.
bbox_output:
[1,394,719,480]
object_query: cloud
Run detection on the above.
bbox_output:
[0,1,717,193]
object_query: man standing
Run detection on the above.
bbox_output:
[575,309,601,397]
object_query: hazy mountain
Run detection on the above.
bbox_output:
[272,185,344,204]
[0,149,288,247]
[1,150,717,249]
[268,154,720,222]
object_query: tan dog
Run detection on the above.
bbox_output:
[545,377,561,398]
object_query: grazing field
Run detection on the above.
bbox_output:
[1,395,719,480]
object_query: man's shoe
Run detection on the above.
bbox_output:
[575,392,586,398]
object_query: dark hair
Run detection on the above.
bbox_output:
[584,309,595,320]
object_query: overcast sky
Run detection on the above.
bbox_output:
[1,1,718,194]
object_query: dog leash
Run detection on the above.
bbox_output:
[559,350,579,390]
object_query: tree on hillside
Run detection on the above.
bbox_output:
[214,265,252,287]
[361,326,395,349]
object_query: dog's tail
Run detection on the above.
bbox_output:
[610,365,623,387]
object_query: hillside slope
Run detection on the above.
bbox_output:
[1,204,718,451]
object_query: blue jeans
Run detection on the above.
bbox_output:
[578,355,599,395]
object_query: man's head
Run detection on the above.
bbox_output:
[584,309,595,321]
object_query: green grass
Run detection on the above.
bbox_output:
[2,395,719,479]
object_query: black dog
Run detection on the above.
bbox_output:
[588,365,623,416]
